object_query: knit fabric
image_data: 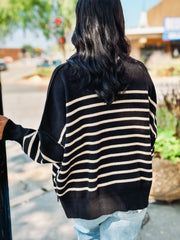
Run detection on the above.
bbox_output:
[3,58,157,220]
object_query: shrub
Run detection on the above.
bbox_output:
[35,67,54,77]
[155,128,180,163]
[155,106,180,163]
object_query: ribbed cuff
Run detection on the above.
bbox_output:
[2,119,16,140]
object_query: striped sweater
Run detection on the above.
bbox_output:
[3,58,157,220]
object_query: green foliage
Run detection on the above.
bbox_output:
[155,107,180,163]
[58,0,77,30]
[0,0,52,38]
[0,0,78,39]
[156,107,176,131]
[155,129,180,163]
[35,67,54,77]
[22,45,41,55]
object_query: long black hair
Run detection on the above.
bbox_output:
[69,0,130,104]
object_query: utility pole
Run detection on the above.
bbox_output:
[0,68,12,240]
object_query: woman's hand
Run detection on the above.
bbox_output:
[0,115,9,140]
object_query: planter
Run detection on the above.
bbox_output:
[150,158,180,202]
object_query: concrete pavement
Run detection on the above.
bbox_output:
[10,190,180,240]
[11,191,76,240]
[139,200,180,240]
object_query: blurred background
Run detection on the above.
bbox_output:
[0,0,180,239]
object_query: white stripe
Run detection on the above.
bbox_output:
[53,163,61,170]
[23,132,35,150]
[148,96,157,108]
[66,117,149,138]
[65,125,150,148]
[66,108,149,128]
[58,125,66,145]
[149,110,156,120]
[34,141,41,162]
[65,134,149,156]
[53,163,61,177]
[59,158,152,176]
[66,90,148,107]
[67,102,105,117]
[67,99,148,117]
[41,152,59,163]
[63,149,150,167]
[122,90,148,94]
[27,132,38,157]
[64,142,150,159]
[66,94,97,107]
[56,177,152,197]
[150,124,157,138]
[56,168,152,190]
[59,155,151,182]
[149,110,157,125]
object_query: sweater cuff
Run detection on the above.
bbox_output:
[2,119,14,140]
[2,119,23,144]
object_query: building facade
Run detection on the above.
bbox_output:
[0,48,23,61]
[127,0,180,61]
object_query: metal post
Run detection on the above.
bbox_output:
[0,69,12,240]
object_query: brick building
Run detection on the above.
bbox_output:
[127,0,180,60]
[147,0,180,27]
[0,48,23,60]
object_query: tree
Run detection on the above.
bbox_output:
[57,0,77,30]
[22,45,43,56]
[0,0,77,39]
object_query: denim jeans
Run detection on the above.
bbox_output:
[73,208,147,240]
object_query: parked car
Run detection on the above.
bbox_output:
[0,60,8,71]
[52,60,61,67]
[37,60,51,68]
[37,59,61,68]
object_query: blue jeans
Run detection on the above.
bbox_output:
[73,208,147,240]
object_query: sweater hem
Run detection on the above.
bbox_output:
[59,186,151,220]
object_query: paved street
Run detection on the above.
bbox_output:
[11,191,77,240]
[1,61,180,239]
[1,59,39,84]
[11,191,180,240]
[2,67,51,207]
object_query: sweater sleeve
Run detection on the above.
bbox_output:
[2,65,66,164]
[147,75,157,156]
[138,61,157,156]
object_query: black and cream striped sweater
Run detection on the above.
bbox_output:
[3,58,157,220]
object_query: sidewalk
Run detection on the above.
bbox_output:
[10,189,180,240]
[11,191,76,240]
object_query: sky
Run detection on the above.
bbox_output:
[122,0,161,28]
[0,0,161,50]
